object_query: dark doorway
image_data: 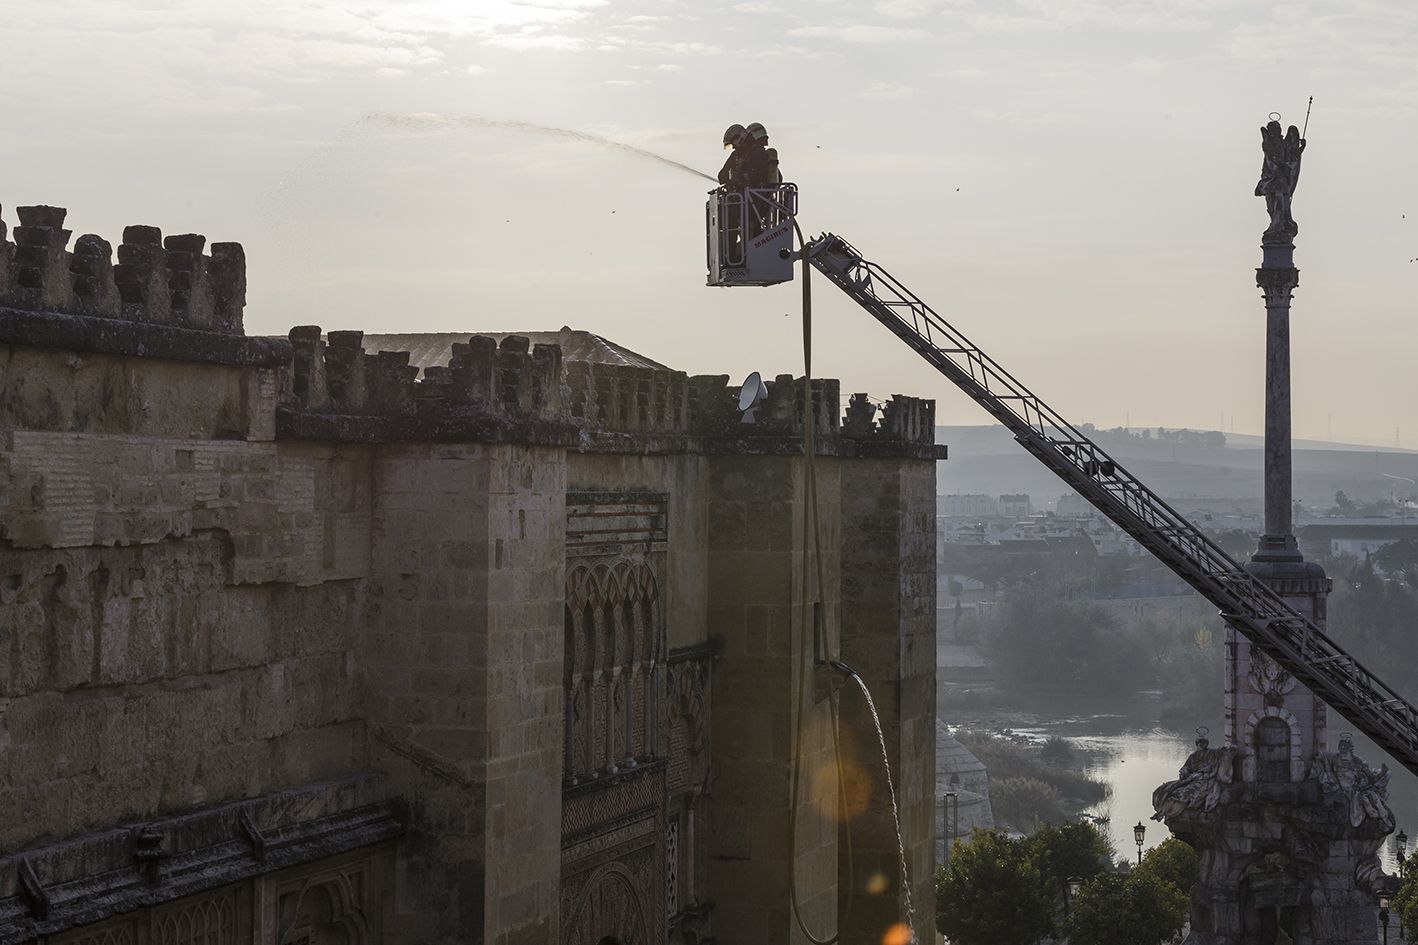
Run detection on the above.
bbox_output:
[1256,717,1291,782]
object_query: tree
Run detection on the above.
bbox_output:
[1396,865,1418,935]
[1133,837,1200,895]
[936,830,1052,945]
[989,591,1152,694]
[1024,820,1114,917]
[1373,537,1418,584]
[1062,871,1188,945]
[1335,490,1355,513]
[1213,528,1257,557]
[1039,735,1075,765]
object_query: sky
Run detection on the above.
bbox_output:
[2,0,1416,444]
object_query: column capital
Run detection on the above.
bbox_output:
[1256,266,1300,299]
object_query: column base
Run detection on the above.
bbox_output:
[1252,534,1301,562]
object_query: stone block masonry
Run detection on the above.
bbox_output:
[0,198,944,945]
[839,458,938,945]
[0,205,245,333]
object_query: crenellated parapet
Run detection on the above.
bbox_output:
[286,329,563,420]
[566,359,687,434]
[279,327,577,444]
[0,204,246,334]
[277,327,944,457]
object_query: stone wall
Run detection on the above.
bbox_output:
[0,201,943,945]
[0,348,371,846]
[364,442,566,944]
[839,458,938,945]
[706,454,845,945]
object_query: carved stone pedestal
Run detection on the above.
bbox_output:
[1155,737,1394,945]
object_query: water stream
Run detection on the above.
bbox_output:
[360,112,718,183]
[841,666,918,941]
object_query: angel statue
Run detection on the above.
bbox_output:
[1256,119,1306,244]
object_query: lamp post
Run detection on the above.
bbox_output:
[1065,875,1083,918]
[1397,829,1408,937]
[1134,821,1146,866]
[1379,895,1391,945]
[942,791,959,867]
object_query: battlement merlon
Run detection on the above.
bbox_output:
[0,204,247,334]
[0,200,942,457]
[277,327,947,459]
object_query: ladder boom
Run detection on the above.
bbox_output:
[807,232,1418,774]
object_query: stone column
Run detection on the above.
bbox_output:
[1254,244,1302,562]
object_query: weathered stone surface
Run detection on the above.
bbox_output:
[0,201,943,945]
[0,207,248,332]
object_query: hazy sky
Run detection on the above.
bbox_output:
[4,0,1415,443]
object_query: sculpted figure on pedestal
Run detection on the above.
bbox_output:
[1152,737,1241,820]
[1308,735,1395,831]
[1256,119,1306,244]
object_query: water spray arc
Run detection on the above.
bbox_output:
[361,112,717,183]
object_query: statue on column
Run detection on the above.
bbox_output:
[1256,119,1306,243]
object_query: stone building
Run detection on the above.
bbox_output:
[933,723,993,867]
[0,204,941,945]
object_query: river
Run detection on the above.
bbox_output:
[942,686,1418,870]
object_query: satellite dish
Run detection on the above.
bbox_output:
[738,371,769,423]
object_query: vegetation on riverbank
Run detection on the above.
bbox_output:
[955,730,1109,830]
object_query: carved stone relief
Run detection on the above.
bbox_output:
[563,861,652,945]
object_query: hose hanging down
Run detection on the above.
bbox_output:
[785,222,852,945]
[785,223,917,945]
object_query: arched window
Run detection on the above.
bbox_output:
[564,560,664,779]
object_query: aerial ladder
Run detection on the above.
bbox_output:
[706,185,1418,776]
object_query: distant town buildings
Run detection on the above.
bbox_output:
[1297,519,1418,563]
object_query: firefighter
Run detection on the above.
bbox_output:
[738,122,772,189]
[745,122,781,185]
[718,124,749,187]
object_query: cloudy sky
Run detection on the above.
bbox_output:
[3,0,1416,443]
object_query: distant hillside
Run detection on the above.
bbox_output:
[936,425,1418,506]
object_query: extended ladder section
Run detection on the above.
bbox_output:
[807,231,1418,775]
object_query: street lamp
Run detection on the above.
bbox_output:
[1134,821,1146,866]
[1065,875,1083,917]
[942,791,959,867]
[1379,895,1391,945]
[1397,829,1408,937]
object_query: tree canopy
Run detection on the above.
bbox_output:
[1395,865,1418,935]
[1062,870,1188,945]
[935,830,1052,945]
[1026,820,1114,898]
[1132,837,1199,896]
